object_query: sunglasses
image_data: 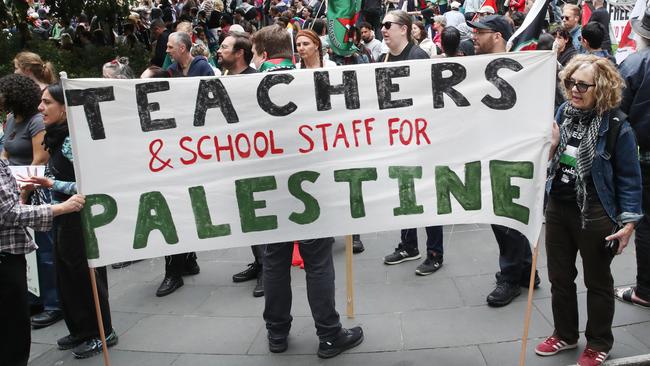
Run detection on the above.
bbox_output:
[564,78,596,93]
[381,21,403,29]
[561,16,572,20]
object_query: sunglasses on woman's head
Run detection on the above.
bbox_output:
[564,78,596,93]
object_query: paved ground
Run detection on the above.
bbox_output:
[28,224,650,366]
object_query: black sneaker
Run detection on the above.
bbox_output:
[384,245,420,265]
[57,334,84,350]
[156,275,184,297]
[317,326,364,359]
[352,234,365,253]
[233,262,260,283]
[415,254,443,276]
[487,281,522,307]
[268,335,288,353]
[71,330,118,359]
[253,272,264,297]
[495,270,541,289]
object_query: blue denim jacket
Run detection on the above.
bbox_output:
[551,102,643,225]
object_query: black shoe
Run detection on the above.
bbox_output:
[182,260,200,276]
[29,303,44,317]
[495,270,541,289]
[111,259,143,269]
[71,330,118,359]
[352,234,365,254]
[31,310,64,329]
[268,335,288,353]
[415,254,443,276]
[487,281,522,307]
[233,262,260,283]
[317,326,364,359]
[156,275,184,297]
[253,272,264,297]
[57,334,84,350]
[384,245,420,265]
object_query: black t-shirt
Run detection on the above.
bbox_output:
[380,42,430,62]
[551,122,598,201]
[240,66,258,74]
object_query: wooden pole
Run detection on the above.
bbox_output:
[89,267,111,366]
[518,242,540,366]
[345,235,355,318]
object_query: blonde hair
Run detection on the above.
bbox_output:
[14,51,57,84]
[175,21,193,35]
[559,54,624,115]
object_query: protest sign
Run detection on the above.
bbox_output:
[61,51,556,268]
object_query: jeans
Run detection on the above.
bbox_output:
[399,226,444,256]
[491,224,532,284]
[34,230,60,311]
[546,197,615,352]
[263,238,341,341]
[633,162,650,301]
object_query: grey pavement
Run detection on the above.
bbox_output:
[28,224,650,365]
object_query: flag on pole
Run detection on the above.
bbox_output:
[326,0,362,57]
[581,0,593,26]
[507,0,551,51]
[615,0,647,63]
[480,0,498,13]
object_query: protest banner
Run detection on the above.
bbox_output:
[61,51,556,268]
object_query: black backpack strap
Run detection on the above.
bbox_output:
[605,109,626,160]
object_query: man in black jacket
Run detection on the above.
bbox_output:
[150,19,170,67]
[615,9,650,309]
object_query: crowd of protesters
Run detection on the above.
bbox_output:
[1,0,650,365]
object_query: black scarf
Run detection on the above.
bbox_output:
[42,122,69,153]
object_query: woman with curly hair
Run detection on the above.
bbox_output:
[535,54,643,366]
[0,74,64,329]
[13,51,58,90]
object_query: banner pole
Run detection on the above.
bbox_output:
[89,267,111,366]
[518,241,539,366]
[345,235,355,318]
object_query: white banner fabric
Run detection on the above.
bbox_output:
[62,51,556,267]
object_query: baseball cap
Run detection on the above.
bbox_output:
[467,15,513,40]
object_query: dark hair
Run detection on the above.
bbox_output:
[359,21,373,30]
[0,74,41,118]
[251,25,293,59]
[151,18,166,30]
[44,83,65,107]
[221,13,233,25]
[207,10,222,29]
[511,11,525,28]
[230,32,254,64]
[143,66,170,78]
[537,32,555,50]
[552,28,573,46]
[441,26,461,56]
[311,18,326,35]
[413,21,426,42]
[582,21,605,49]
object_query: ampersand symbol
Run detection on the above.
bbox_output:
[148,139,174,172]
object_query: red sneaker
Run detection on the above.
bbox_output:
[534,336,577,356]
[577,347,609,366]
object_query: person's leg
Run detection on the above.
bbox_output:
[545,197,580,345]
[0,253,30,366]
[299,238,342,340]
[492,224,531,283]
[34,230,61,311]
[425,226,443,256]
[634,163,650,301]
[578,203,616,352]
[401,228,419,253]
[164,254,186,278]
[263,242,294,339]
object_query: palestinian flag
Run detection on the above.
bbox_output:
[326,0,362,57]
[507,0,551,51]
[615,0,646,63]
